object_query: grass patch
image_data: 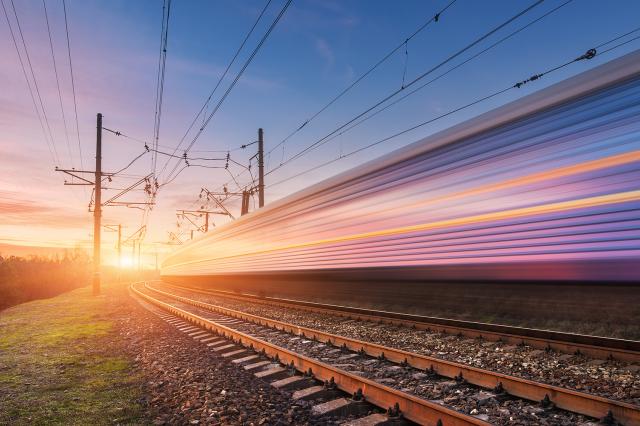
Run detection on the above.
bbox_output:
[33,320,112,346]
[0,283,146,425]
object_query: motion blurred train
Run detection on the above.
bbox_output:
[162,50,640,285]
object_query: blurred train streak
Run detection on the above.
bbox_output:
[163,50,640,286]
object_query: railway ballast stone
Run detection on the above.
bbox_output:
[121,292,321,425]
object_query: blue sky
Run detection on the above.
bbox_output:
[1,0,639,260]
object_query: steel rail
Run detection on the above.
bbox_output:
[130,283,487,426]
[146,282,640,425]
[161,281,640,363]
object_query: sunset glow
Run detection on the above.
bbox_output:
[2,1,639,267]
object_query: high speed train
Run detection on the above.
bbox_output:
[162,50,640,286]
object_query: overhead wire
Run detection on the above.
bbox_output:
[156,149,226,161]
[161,2,636,237]
[267,0,545,176]
[107,150,149,178]
[108,127,246,153]
[62,0,83,168]
[225,168,244,191]
[158,0,274,179]
[42,0,73,168]
[594,26,640,50]
[296,0,575,158]
[7,0,60,165]
[1,0,57,165]
[102,126,228,163]
[159,165,189,188]
[266,0,458,159]
[180,1,460,197]
[139,0,174,243]
[162,0,293,184]
[186,164,225,170]
[266,30,638,190]
[151,0,172,177]
[163,0,292,184]
[99,128,228,197]
[176,0,564,205]
[598,32,640,54]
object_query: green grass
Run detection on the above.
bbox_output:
[0,283,146,425]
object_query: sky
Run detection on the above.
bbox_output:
[1,0,639,267]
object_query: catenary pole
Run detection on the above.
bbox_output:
[117,224,122,267]
[93,113,102,296]
[258,128,264,208]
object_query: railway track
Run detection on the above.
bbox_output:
[161,281,640,363]
[132,283,481,425]
[133,282,640,425]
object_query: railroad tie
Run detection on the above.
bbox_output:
[232,355,260,364]
[270,375,313,391]
[254,366,288,380]
[243,360,272,371]
[221,349,246,358]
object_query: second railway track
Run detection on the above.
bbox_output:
[135,282,640,425]
[161,281,640,363]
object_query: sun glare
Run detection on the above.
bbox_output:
[119,256,135,268]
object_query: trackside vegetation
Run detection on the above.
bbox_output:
[0,252,90,311]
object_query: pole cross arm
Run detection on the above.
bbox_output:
[168,231,184,245]
[209,196,235,220]
[55,167,116,185]
[177,209,227,216]
[55,168,95,185]
[177,211,203,232]
[201,187,245,199]
[102,173,153,206]
[122,225,146,246]
[107,202,156,206]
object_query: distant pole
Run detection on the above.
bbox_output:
[117,224,122,268]
[93,113,102,296]
[190,229,194,240]
[117,224,122,282]
[131,240,136,267]
[204,212,209,232]
[241,190,249,215]
[137,241,141,271]
[258,128,264,208]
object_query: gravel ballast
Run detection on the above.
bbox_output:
[142,287,609,425]
[121,286,323,425]
[152,282,640,407]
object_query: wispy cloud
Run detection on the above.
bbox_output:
[170,56,283,92]
[0,190,87,226]
[315,37,335,68]
[344,64,355,82]
[286,0,360,31]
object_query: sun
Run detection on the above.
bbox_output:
[119,256,135,268]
